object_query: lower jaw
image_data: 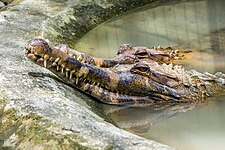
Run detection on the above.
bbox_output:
[27,54,185,105]
[46,68,183,105]
[48,66,153,105]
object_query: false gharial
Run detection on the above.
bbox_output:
[25,38,225,105]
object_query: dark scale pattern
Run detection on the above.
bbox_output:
[83,63,111,86]
[66,57,82,70]
[117,75,147,96]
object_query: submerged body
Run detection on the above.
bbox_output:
[25,38,224,105]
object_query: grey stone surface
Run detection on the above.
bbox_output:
[42,0,166,48]
[0,0,174,149]
[0,2,5,8]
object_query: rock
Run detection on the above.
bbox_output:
[42,0,164,48]
[0,2,5,8]
[0,0,174,149]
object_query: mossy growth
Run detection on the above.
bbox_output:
[0,99,94,150]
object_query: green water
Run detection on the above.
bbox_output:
[75,0,225,149]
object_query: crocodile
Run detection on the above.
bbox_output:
[25,38,225,105]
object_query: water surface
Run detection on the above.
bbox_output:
[75,0,225,149]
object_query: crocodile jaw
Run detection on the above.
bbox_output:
[25,38,162,105]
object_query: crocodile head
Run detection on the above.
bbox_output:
[25,38,224,105]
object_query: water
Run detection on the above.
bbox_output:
[100,94,225,150]
[75,0,225,149]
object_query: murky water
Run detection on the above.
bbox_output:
[75,0,225,150]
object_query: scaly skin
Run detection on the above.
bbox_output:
[25,38,225,105]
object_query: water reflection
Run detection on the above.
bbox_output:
[143,95,225,150]
[101,103,196,133]
[75,0,225,149]
[88,94,225,150]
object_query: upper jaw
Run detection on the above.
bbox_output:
[25,44,45,67]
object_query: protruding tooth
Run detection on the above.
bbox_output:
[66,71,68,78]
[76,78,79,84]
[89,84,93,88]
[31,47,34,53]
[88,79,92,84]
[77,55,82,61]
[44,54,50,60]
[61,67,64,74]
[49,57,54,61]
[58,59,64,65]
[57,66,60,71]
[116,93,119,97]
[44,60,47,68]
[51,62,57,67]
[83,83,89,91]
[55,57,60,63]
[69,72,73,79]
[97,83,100,86]
[69,70,75,79]
[66,68,70,78]
[99,87,103,93]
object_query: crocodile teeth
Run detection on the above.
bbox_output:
[31,47,34,53]
[83,83,89,90]
[77,55,82,61]
[99,87,103,93]
[66,71,69,78]
[57,66,60,71]
[51,62,57,67]
[44,60,47,68]
[44,54,50,60]
[76,78,79,84]
[69,72,73,79]
[49,57,54,61]
[61,68,64,74]
[55,57,60,63]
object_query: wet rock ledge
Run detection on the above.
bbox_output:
[0,0,174,149]
[0,0,13,9]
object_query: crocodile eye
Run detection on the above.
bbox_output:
[130,63,150,74]
[135,66,149,72]
[134,49,148,58]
